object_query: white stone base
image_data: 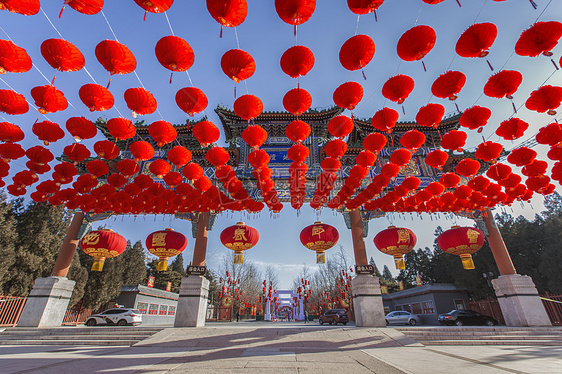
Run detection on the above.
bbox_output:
[174,276,210,327]
[351,275,386,327]
[492,274,551,327]
[18,276,75,327]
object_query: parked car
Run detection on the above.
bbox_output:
[85,308,142,327]
[438,309,498,326]
[385,311,421,326]
[319,309,349,325]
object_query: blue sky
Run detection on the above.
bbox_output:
[1,0,561,288]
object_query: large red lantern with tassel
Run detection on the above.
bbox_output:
[347,0,384,15]
[283,88,312,116]
[234,94,263,121]
[286,120,311,143]
[149,120,177,147]
[80,229,127,271]
[242,125,267,148]
[175,87,208,116]
[134,0,173,14]
[95,40,137,77]
[437,226,485,269]
[275,0,316,26]
[515,21,562,57]
[207,0,248,32]
[0,122,24,142]
[63,0,104,15]
[300,221,339,263]
[107,117,136,140]
[220,222,259,263]
[374,226,416,269]
[32,121,65,145]
[280,45,314,78]
[339,34,375,73]
[221,49,255,83]
[371,107,399,133]
[484,70,522,99]
[79,84,114,112]
[167,146,192,167]
[397,25,436,65]
[31,85,68,114]
[0,89,28,115]
[456,22,497,58]
[496,118,528,140]
[124,87,157,117]
[459,106,491,131]
[0,0,40,15]
[382,75,414,104]
[525,85,562,115]
[416,103,444,128]
[66,117,97,141]
[192,121,220,147]
[431,71,466,100]
[130,141,155,161]
[40,38,85,72]
[154,35,194,79]
[146,228,187,271]
[0,40,32,74]
[333,82,363,110]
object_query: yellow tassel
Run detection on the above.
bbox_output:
[394,256,405,270]
[316,253,325,264]
[91,258,105,271]
[460,254,475,269]
[157,259,168,271]
[234,253,244,264]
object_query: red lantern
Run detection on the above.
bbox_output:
[0,142,24,162]
[286,120,311,143]
[536,123,562,146]
[220,222,259,263]
[400,129,426,151]
[0,122,24,142]
[431,71,466,100]
[31,85,68,114]
[347,0,384,15]
[32,121,65,145]
[425,149,448,169]
[456,158,481,177]
[134,0,173,14]
[439,172,461,188]
[192,121,220,147]
[356,150,376,168]
[333,82,363,110]
[363,132,387,152]
[339,34,375,72]
[507,147,536,167]
[515,21,562,57]
[0,0,40,15]
[155,35,194,80]
[206,146,230,167]
[207,0,248,35]
[440,130,467,152]
[374,226,416,269]
[94,140,120,160]
[327,115,354,139]
[390,148,411,166]
[324,139,347,159]
[397,25,436,66]
[167,146,192,167]
[455,22,497,58]
[149,120,177,147]
[116,159,140,177]
[40,38,85,72]
[62,0,104,15]
[86,159,109,178]
[416,103,444,128]
[300,221,339,263]
[382,75,415,104]
[124,87,157,117]
[275,0,316,26]
[107,173,127,188]
[175,87,208,116]
[149,159,171,178]
[525,85,562,115]
[496,118,529,140]
[182,162,204,181]
[25,145,53,165]
[484,70,523,100]
[146,228,187,271]
[80,229,126,271]
[459,106,491,131]
[371,107,399,133]
[64,143,90,162]
[221,49,255,83]
[0,40,32,74]
[129,141,155,161]
[242,125,267,148]
[107,117,136,140]
[66,117,97,141]
[79,84,114,112]
[283,88,312,116]
[95,40,137,76]
[475,141,503,162]
[487,163,512,181]
[0,89,28,115]
[437,226,485,269]
[280,45,314,78]
[164,171,182,187]
[234,94,263,121]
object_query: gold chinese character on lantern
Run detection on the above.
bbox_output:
[151,233,167,247]
[233,228,247,241]
[312,225,325,238]
[82,232,100,245]
[397,229,410,244]
[466,229,480,244]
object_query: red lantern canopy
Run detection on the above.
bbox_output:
[206,146,230,167]
[440,130,467,152]
[439,172,461,188]
[192,121,220,147]
[425,149,449,169]
[155,35,194,82]
[116,159,140,177]
[149,159,171,178]
[78,84,114,112]
[80,229,127,271]
[175,87,208,116]
[207,0,248,36]
[0,122,24,142]
[525,85,562,115]
[536,123,562,146]
[300,221,339,263]
[32,121,65,145]
[333,82,363,111]
[415,103,444,128]
[0,89,28,115]
[286,120,311,143]
[455,22,497,58]
[437,226,485,269]
[146,228,187,271]
[327,115,354,139]
[459,105,491,132]
[390,148,412,166]
[382,75,415,104]
[242,125,267,149]
[324,139,347,158]
[221,49,255,83]
[280,45,315,78]
[456,158,481,177]
[182,162,204,181]
[149,120,177,147]
[0,0,40,15]
[397,25,436,68]
[475,141,503,162]
[64,143,90,162]
[124,87,157,117]
[220,222,259,263]
[371,107,399,133]
[431,71,466,100]
[339,34,375,74]
[0,40,32,74]
[31,85,68,114]
[129,141,155,161]
[40,38,85,73]
[95,40,137,80]
[496,118,529,140]
[484,70,523,99]
[515,21,562,57]
[66,117,97,141]
[507,146,536,167]
[25,145,53,165]
[400,129,426,151]
[374,226,416,269]
[94,140,120,160]
[283,88,312,116]
[86,159,109,178]
[275,0,316,26]
[234,94,263,121]
[167,146,192,168]
[107,117,136,140]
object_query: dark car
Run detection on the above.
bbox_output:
[319,309,349,325]
[438,309,498,326]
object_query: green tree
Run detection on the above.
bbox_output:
[0,192,16,288]
[79,249,126,310]
[170,253,186,277]
[369,257,382,277]
[121,241,147,285]
[381,265,393,281]
[147,259,183,293]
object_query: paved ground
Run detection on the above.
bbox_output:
[2,321,562,373]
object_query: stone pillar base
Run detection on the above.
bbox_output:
[18,276,75,327]
[174,276,210,327]
[492,274,551,327]
[351,275,386,327]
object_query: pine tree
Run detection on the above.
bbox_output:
[147,259,183,293]
[382,265,393,281]
[369,257,382,277]
[170,253,186,277]
[121,241,147,286]
[0,192,16,288]
[79,250,126,310]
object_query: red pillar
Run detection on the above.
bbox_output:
[349,209,368,266]
[52,211,85,277]
[192,211,210,266]
[482,208,517,275]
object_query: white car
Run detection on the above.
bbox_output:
[385,311,421,326]
[85,308,142,326]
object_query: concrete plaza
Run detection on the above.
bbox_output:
[1,322,561,373]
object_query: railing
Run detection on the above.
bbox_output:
[0,295,27,327]
[540,293,562,326]
[467,298,505,325]
[62,303,95,326]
